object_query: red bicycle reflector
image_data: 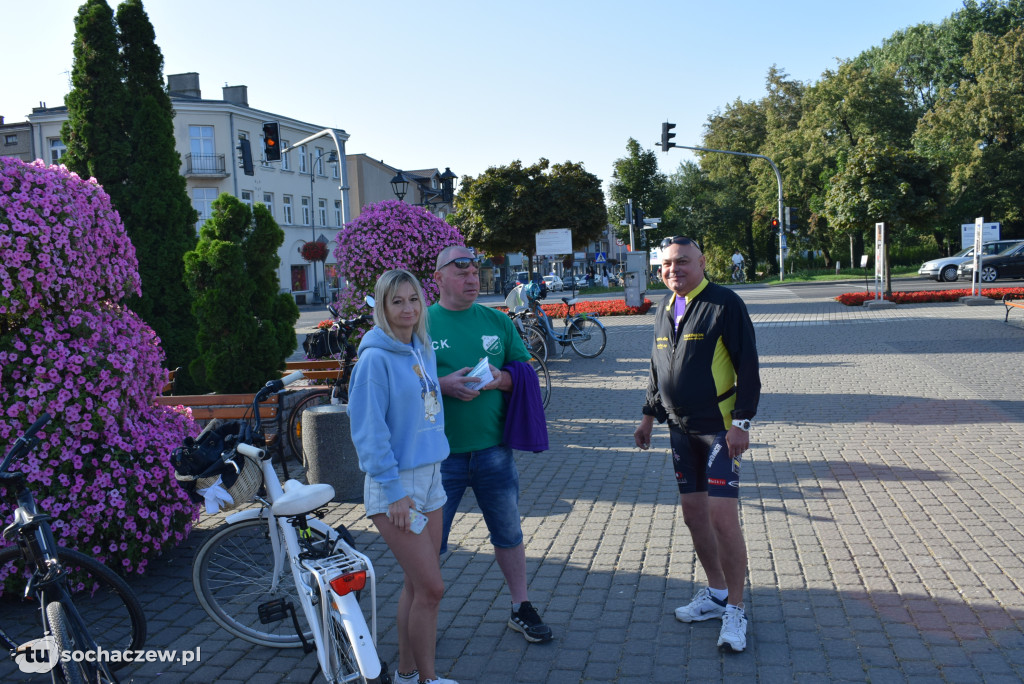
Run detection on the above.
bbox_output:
[329,571,366,596]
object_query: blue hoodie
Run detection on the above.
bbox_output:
[347,326,449,504]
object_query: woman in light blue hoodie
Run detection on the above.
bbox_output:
[348,269,456,684]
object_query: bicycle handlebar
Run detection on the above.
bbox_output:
[0,412,52,475]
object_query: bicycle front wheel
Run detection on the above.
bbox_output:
[193,518,328,648]
[523,323,548,363]
[528,351,551,409]
[0,545,146,671]
[287,389,331,465]
[568,317,607,358]
[46,601,86,684]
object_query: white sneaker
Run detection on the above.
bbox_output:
[717,605,747,653]
[395,671,418,684]
[420,678,459,684]
[674,587,727,622]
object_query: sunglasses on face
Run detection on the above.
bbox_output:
[440,256,479,270]
[659,236,697,249]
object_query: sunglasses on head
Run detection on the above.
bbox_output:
[659,236,697,249]
[440,256,479,270]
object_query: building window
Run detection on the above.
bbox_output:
[315,147,325,175]
[301,196,311,225]
[291,264,308,292]
[298,145,307,174]
[192,187,219,231]
[334,200,342,226]
[283,196,293,224]
[282,140,291,171]
[262,192,274,217]
[332,159,340,179]
[49,138,66,163]
[189,125,216,172]
[4,134,17,146]
[318,199,327,226]
[240,190,253,210]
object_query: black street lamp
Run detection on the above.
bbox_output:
[389,167,456,208]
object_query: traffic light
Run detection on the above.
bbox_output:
[237,139,254,176]
[634,205,645,229]
[660,122,676,152]
[770,217,780,232]
[262,121,281,162]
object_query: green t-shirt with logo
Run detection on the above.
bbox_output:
[427,302,531,453]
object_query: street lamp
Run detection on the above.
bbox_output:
[309,148,338,303]
[389,167,457,208]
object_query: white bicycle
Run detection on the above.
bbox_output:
[183,372,388,683]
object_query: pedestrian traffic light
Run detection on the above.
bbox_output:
[237,139,254,176]
[770,217,780,231]
[660,122,676,152]
[262,121,281,162]
[634,206,645,229]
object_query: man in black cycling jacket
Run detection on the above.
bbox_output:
[634,236,761,654]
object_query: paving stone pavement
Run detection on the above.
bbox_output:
[5,283,1024,683]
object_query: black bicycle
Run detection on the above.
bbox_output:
[287,304,373,464]
[0,414,146,683]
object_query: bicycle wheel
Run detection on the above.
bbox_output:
[568,317,607,358]
[193,518,333,648]
[528,351,551,409]
[287,389,331,465]
[0,546,146,671]
[46,601,88,684]
[523,323,548,363]
[325,610,377,683]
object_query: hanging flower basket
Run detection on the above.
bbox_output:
[301,241,329,263]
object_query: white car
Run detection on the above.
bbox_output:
[918,240,1024,282]
[542,275,563,292]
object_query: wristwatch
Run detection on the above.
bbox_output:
[731,419,750,431]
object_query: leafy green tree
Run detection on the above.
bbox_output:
[184,195,298,393]
[915,26,1024,234]
[451,158,606,276]
[115,0,197,379]
[61,0,129,202]
[608,138,668,246]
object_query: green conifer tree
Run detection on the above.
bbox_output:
[115,0,198,379]
[61,0,128,202]
[184,195,299,393]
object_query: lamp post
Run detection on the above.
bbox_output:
[309,148,338,303]
[390,167,457,209]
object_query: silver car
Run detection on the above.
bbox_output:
[918,240,1024,282]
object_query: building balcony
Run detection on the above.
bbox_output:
[185,153,229,177]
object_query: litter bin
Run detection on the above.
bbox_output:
[301,404,362,502]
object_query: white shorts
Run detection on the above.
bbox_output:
[363,462,447,518]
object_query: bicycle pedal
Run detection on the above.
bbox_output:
[257,598,292,623]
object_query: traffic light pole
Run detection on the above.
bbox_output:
[284,128,350,225]
[665,143,786,282]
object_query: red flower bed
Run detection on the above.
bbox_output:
[498,298,653,317]
[836,287,1024,306]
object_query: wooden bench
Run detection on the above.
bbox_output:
[1002,293,1024,322]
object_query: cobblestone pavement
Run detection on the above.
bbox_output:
[6,284,1024,682]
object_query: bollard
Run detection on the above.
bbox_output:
[301,404,363,502]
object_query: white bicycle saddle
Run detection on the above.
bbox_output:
[272,479,336,516]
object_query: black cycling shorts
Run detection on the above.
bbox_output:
[668,424,740,498]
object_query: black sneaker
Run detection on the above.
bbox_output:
[508,601,553,643]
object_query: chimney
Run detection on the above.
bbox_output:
[167,72,201,99]
[222,85,248,107]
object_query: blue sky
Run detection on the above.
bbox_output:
[3,0,967,191]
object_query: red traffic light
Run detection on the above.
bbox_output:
[770,218,780,229]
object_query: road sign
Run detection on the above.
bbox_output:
[595,251,607,263]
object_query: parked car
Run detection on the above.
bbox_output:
[542,275,563,292]
[502,270,531,296]
[573,274,591,288]
[958,242,1024,283]
[918,240,1024,282]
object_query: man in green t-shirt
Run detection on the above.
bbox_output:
[428,245,553,644]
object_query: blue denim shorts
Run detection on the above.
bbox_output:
[439,444,522,553]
